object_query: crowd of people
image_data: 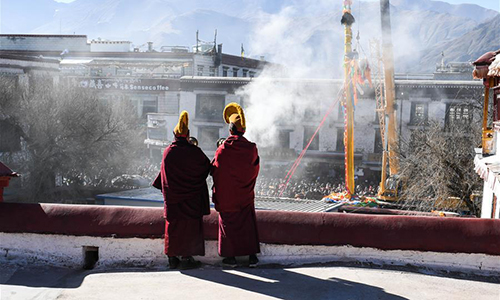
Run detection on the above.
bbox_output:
[255,175,379,200]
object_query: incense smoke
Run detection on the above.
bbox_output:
[237,0,461,148]
[237,3,349,148]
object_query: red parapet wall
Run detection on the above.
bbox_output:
[1,203,500,256]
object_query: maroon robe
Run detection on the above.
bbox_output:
[211,135,260,257]
[153,137,210,257]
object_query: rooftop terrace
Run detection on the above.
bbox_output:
[1,202,499,299]
[1,262,498,300]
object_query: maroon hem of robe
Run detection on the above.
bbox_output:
[218,203,260,257]
[164,204,206,257]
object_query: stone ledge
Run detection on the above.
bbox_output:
[1,233,499,277]
[2,203,500,255]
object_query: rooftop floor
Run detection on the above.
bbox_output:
[1,263,498,300]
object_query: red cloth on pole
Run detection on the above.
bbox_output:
[211,135,260,257]
[153,137,210,256]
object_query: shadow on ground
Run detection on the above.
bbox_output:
[2,264,408,299]
[2,261,498,300]
[0,264,169,289]
[181,267,408,300]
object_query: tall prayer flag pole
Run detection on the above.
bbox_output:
[342,0,355,197]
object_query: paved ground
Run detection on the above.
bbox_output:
[1,263,499,300]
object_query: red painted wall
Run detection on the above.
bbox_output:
[1,203,499,256]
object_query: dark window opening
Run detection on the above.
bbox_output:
[410,102,428,124]
[196,94,225,121]
[446,104,472,127]
[278,130,291,149]
[336,128,344,152]
[374,129,383,153]
[304,126,319,151]
[142,100,158,119]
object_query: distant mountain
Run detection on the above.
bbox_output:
[390,0,498,22]
[419,14,500,72]
[0,0,498,74]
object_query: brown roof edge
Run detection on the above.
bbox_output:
[221,53,269,69]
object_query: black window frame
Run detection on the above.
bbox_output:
[374,128,383,153]
[410,102,428,125]
[195,94,225,121]
[336,127,344,152]
[277,130,292,149]
[197,65,204,76]
[303,126,319,151]
[445,103,472,127]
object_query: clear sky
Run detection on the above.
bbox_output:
[444,0,499,11]
[53,0,499,11]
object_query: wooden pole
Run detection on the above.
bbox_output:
[481,78,493,155]
[343,1,355,197]
[380,0,399,175]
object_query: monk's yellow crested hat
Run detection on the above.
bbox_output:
[223,102,245,132]
[174,110,189,136]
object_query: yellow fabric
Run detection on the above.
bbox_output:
[223,102,246,131]
[174,111,189,136]
[343,6,355,196]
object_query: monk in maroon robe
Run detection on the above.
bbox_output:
[153,111,210,269]
[211,103,260,267]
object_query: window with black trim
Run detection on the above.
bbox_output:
[446,103,472,126]
[278,130,291,149]
[196,94,225,121]
[303,126,319,151]
[142,100,158,119]
[374,129,383,153]
[336,127,344,152]
[410,102,428,124]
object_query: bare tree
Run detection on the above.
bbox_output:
[397,97,484,216]
[0,74,146,202]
